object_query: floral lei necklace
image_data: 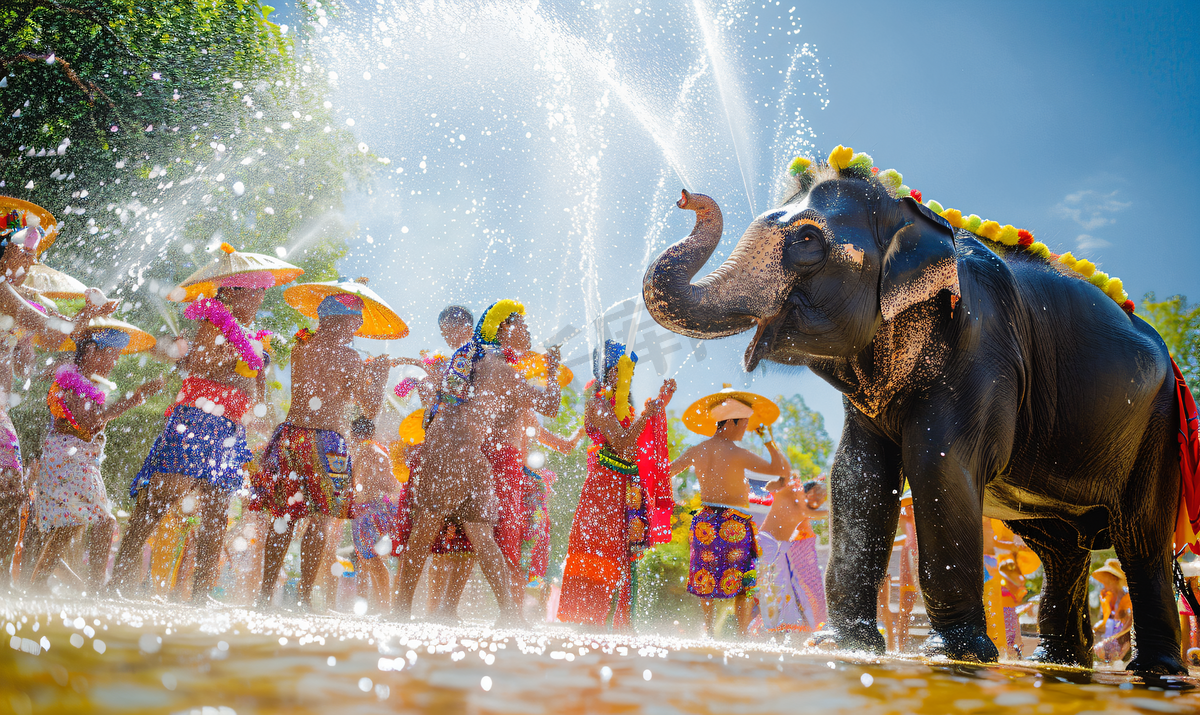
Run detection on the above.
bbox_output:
[184,298,266,372]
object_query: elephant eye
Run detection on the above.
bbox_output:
[783,216,827,270]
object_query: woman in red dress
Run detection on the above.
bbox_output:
[557,340,675,631]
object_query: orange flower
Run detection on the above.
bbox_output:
[694,521,717,546]
[691,568,716,596]
[720,568,744,596]
[719,519,748,544]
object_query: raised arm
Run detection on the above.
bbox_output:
[536,420,580,455]
[668,444,700,478]
[737,429,791,486]
[585,394,656,452]
[497,348,562,418]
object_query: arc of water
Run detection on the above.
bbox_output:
[691,0,757,217]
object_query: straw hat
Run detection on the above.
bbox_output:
[1091,558,1126,584]
[41,316,156,355]
[168,243,303,302]
[682,383,780,436]
[0,195,59,256]
[24,264,86,299]
[283,277,408,340]
[515,351,573,387]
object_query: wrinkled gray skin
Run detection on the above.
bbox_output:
[643,180,1185,675]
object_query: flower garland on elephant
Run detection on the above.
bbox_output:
[787,145,1135,313]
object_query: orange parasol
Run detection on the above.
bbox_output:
[391,409,426,484]
[0,195,59,256]
[169,243,303,302]
[41,316,156,355]
[283,277,408,340]
[24,264,87,299]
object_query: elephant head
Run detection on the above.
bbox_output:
[642,157,960,371]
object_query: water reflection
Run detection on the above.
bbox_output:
[1,596,1195,714]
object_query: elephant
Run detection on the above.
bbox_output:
[642,150,1190,675]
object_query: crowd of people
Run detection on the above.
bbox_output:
[13,197,1153,651]
[0,199,840,639]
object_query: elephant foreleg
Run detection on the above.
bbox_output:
[819,410,902,654]
[1007,518,1092,667]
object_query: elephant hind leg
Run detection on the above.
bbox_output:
[1007,518,1093,667]
[1115,383,1187,676]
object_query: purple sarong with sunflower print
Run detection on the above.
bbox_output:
[687,504,760,599]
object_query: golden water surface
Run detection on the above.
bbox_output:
[1,596,1197,714]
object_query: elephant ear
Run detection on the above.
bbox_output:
[879,196,960,321]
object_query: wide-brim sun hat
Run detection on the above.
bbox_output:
[515,351,573,387]
[168,243,303,302]
[24,264,87,299]
[682,383,780,437]
[0,195,59,256]
[283,277,408,340]
[1091,558,1126,583]
[40,316,156,355]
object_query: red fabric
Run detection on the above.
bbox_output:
[166,376,249,423]
[1174,359,1200,555]
[485,440,529,568]
[638,411,673,546]
[558,448,633,628]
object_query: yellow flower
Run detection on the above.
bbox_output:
[478,299,525,344]
[941,209,964,228]
[1074,259,1096,277]
[1105,277,1127,302]
[997,225,1019,246]
[614,353,636,421]
[1088,270,1110,289]
[828,145,854,170]
[1028,242,1051,259]
[788,156,812,175]
[1058,252,1077,268]
[978,220,1002,240]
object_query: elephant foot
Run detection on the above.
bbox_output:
[1126,650,1188,676]
[1024,635,1090,669]
[805,621,885,655]
[921,622,998,663]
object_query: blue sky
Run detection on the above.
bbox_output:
[282,0,1197,451]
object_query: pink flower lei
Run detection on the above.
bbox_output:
[184,297,264,371]
[54,364,107,405]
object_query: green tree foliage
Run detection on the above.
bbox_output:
[0,0,371,504]
[1141,292,1200,394]
[773,393,833,478]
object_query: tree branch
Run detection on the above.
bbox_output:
[0,52,114,108]
[17,0,138,58]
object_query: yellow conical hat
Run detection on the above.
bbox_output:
[24,264,86,299]
[41,316,156,355]
[682,383,780,436]
[391,409,427,484]
[283,277,408,340]
[169,243,303,302]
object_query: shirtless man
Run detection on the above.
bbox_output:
[251,294,393,609]
[0,220,113,591]
[481,305,566,605]
[757,477,829,633]
[393,300,560,626]
[110,281,273,601]
[668,399,790,638]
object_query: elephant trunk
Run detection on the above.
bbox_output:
[642,190,757,340]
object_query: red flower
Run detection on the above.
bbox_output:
[909,189,922,203]
[870,166,879,174]
[294,328,314,343]
[1017,229,1034,247]
[1122,300,1136,314]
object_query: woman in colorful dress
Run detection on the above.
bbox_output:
[557,340,675,631]
[29,321,164,591]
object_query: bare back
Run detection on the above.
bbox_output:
[287,339,365,435]
[352,440,400,502]
[761,482,806,541]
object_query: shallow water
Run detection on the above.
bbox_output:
[1,596,1196,715]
